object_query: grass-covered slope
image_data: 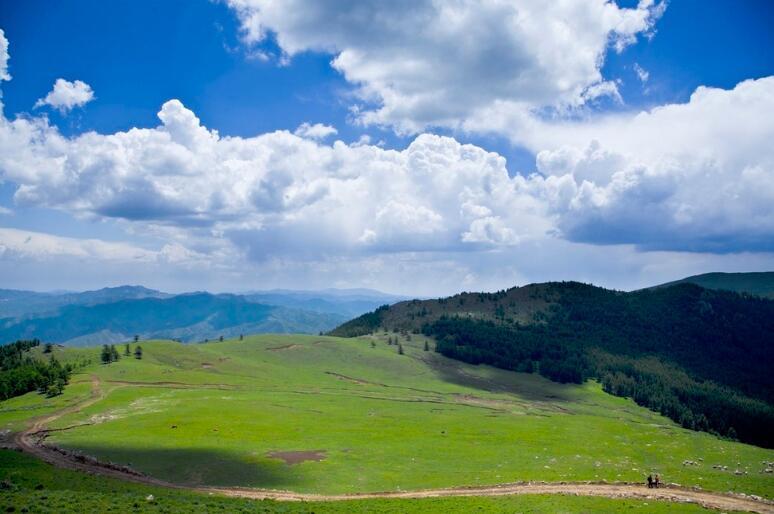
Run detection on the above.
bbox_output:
[653,271,774,298]
[2,335,772,499]
[330,282,774,447]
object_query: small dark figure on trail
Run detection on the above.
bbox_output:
[654,474,661,488]
[647,474,653,488]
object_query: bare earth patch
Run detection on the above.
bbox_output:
[265,344,303,351]
[266,450,327,465]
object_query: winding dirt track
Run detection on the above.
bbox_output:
[13,377,774,513]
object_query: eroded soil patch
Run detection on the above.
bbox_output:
[267,450,327,465]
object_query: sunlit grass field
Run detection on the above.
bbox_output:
[2,449,732,513]
[2,333,772,499]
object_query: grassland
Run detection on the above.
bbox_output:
[1,333,773,507]
[3,449,736,513]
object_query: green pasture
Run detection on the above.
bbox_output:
[2,334,773,498]
[0,450,735,513]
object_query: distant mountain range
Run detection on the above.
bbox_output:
[651,271,774,298]
[0,286,405,346]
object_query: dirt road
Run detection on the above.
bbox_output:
[13,377,774,513]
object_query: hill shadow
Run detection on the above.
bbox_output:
[422,353,573,403]
[57,444,303,489]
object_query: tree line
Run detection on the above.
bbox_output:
[101,343,142,364]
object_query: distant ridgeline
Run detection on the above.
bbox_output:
[330,282,774,448]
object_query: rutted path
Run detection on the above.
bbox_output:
[13,377,774,513]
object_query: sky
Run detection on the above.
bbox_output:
[0,0,773,295]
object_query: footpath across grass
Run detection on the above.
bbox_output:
[0,449,730,513]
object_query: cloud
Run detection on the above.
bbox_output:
[634,62,650,83]
[294,122,337,140]
[0,30,772,294]
[520,77,774,252]
[34,78,95,113]
[0,29,10,83]
[226,0,665,134]
[2,79,773,262]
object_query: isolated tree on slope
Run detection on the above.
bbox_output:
[398,344,404,355]
[124,343,131,356]
[101,344,112,364]
[110,345,120,362]
[134,346,143,360]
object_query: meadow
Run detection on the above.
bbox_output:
[1,333,772,507]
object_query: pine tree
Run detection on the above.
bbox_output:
[110,345,120,362]
[101,344,112,364]
[424,340,429,351]
[398,344,404,355]
[134,346,143,360]
[124,343,131,356]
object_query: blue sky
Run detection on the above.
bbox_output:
[0,1,772,294]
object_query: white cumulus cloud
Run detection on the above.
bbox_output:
[34,78,95,113]
[226,0,665,134]
[0,29,10,83]
[294,122,337,140]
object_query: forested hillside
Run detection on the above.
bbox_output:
[331,282,774,447]
[652,271,774,298]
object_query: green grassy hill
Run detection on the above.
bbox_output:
[652,272,774,298]
[2,335,772,503]
[331,282,774,447]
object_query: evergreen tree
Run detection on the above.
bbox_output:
[110,345,120,362]
[134,346,143,360]
[43,343,53,354]
[101,345,112,365]
[124,344,131,356]
[424,340,430,351]
[398,343,404,355]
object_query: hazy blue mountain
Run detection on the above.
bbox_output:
[0,285,170,318]
[0,293,348,345]
[0,286,406,346]
[651,271,774,298]
[243,288,408,318]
